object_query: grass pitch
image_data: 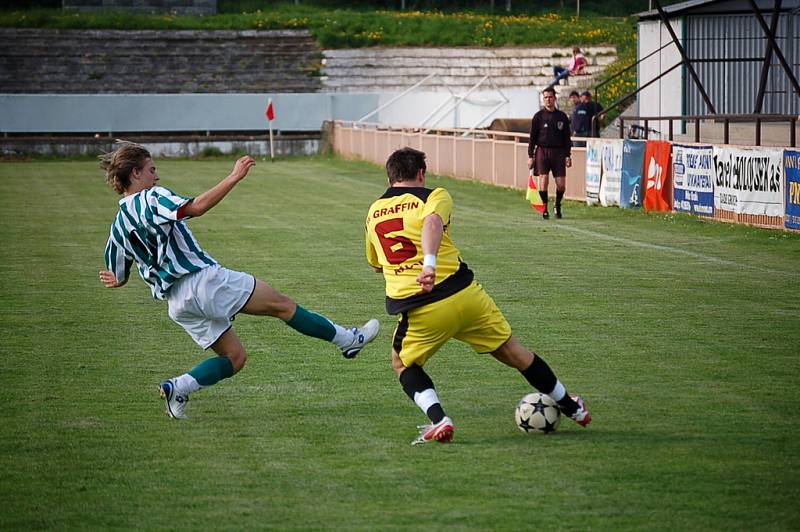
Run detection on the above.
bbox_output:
[0,156,798,530]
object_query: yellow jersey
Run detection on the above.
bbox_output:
[365,186,473,314]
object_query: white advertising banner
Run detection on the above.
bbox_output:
[599,139,623,207]
[713,146,784,216]
[585,139,602,205]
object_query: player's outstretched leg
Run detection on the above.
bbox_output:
[242,279,380,358]
[492,336,591,427]
[519,355,591,427]
[287,307,380,359]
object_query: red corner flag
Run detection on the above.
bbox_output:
[265,99,275,121]
[526,171,546,213]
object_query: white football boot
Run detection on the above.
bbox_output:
[341,319,380,359]
[159,379,189,420]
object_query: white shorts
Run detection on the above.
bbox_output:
[167,265,256,349]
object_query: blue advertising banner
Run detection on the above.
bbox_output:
[620,139,646,209]
[785,150,800,230]
[672,144,714,217]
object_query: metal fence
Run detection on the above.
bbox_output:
[332,120,588,201]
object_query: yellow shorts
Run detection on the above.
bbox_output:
[392,281,512,367]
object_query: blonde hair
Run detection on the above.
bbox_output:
[99,141,151,195]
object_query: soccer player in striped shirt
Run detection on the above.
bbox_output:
[99,142,379,420]
[365,147,590,444]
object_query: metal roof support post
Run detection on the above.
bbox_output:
[653,0,716,114]
[747,0,800,99]
[594,60,684,135]
[756,118,762,146]
[754,0,783,113]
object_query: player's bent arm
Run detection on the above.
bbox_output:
[421,213,444,257]
[416,213,444,293]
[182,155,256,218]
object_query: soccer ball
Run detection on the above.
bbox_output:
[515,392,561,434]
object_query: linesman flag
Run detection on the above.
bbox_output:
[265,99,275,121]
[526,171,546,213]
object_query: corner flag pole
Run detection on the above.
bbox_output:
[265,98,275,161]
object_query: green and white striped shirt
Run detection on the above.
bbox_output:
[104,185,217,300]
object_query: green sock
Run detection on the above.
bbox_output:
[188,356,235,387]
[286,305,336,341]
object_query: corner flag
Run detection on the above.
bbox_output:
[265,98,275,161]
[265,99,275,121]
[526,171,546,213]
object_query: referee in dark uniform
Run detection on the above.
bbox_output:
[527,86,572,219]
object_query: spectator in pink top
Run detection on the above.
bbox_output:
[551,46,587,88]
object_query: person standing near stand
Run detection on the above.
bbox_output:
[527,87,572,219]
[573,90,604,139]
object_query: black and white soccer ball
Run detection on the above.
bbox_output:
[515,392,561,434]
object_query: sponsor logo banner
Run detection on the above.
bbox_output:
[585,139,602,205]
[672,144,714,217]
[644,140,673,212]
[713,146,783,216]
[600,139,623,207]
[785,150,800,230]
[620,139,646,209]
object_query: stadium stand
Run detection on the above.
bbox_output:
[321,46,616,94]
[0,28,322,94]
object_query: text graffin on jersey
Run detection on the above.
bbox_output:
[372,201,419,218]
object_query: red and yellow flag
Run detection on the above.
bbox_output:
[526,171,546,213]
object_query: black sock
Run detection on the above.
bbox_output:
[426,404,446,424]
[539,191,549,210]
[519,355,578,415]
[556,190,564,208]
[399,364,446,423]
[519,354,557,393]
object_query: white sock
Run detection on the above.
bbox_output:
[548,380,566,402]
[413,388,440,414]
[331,323,355,349]
[174,373,201,395]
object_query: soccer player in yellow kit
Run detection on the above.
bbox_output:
[365,147,591,445]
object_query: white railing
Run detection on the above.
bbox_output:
[332,120,588,200]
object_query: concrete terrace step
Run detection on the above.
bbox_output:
[321,74,599,89]
[321,46,616,93]
[321,64,607,78]
[324,46,617,60]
